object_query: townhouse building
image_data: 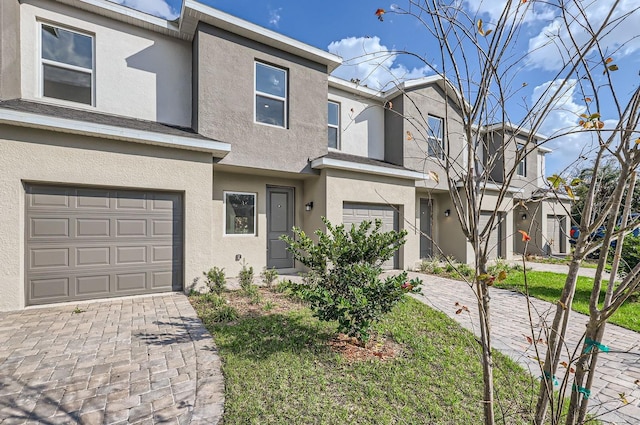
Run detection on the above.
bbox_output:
[0,0,570,311]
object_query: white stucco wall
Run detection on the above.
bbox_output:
[19,0,192,127]
[0,125,214,311]
[328,88,385,160]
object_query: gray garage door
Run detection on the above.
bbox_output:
[343,203,399,270]
[25,185,183,306]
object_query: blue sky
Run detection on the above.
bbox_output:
[109,0,640,176]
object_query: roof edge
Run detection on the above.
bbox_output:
[184,0,342,72]
[0,108,230,157]
[311,156,426,181]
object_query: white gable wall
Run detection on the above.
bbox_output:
[20,0,191,127]
[328,87,385,160]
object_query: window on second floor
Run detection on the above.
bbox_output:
[41,24,94,105]
[516,144,527,177]
[426,115,444,158]
[328,101,340,149]
[255,62,287,128]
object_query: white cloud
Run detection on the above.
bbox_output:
[108,0,178,19]
[463,0,554,25]
[328,36,431,91]
[531,79,611,174]
[526,0,640,71]
[268,8,282,27]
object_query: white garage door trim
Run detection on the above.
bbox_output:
[25,184,183,306]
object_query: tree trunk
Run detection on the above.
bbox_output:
[476,254,495,425]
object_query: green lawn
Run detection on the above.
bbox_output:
[494,271,640,332]
[191,290,541,424]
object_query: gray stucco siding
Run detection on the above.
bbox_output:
[194,24,329,173]
[0,0,21,100]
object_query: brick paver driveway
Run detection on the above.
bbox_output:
[0,293,223,424]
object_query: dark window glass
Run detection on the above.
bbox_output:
[256,95,285,127]
[225,193,256,235]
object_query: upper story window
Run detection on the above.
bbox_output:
[426,115,444,158]
[516,144,527,177]
[255,62,287,127]
[328,101,340,149]
[41,24,94,105]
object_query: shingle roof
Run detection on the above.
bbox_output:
[0,99,212,141]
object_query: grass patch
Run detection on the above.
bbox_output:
[494,271,640,332]
[191,289,543,424]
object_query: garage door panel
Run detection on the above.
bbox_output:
[30,248,69,269]
[116,273,147,291]
[76,189,111,208]
[115,192,147,209]
[76,247,110,267]
[152,245,174,262]
[30,277,70,300]
[116,246,147,264]
[76,275,110,296]
[29,187,71,208]
[26,185,183,306]
[77,218,110,237]
[30,218,70,238]
[116,219,147,237]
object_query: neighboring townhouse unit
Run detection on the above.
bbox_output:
[0,0,569,311]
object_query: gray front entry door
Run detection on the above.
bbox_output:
[266,186,294,269]
[420,199,433,258]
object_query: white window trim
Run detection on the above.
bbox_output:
[223,191,257,237]
[427,115,444,159]
[38,22,95,107]
[328,100,340,149]
[254,61,287,128]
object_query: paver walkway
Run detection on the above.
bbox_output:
[406,271,640,424]
[0,293,223,424]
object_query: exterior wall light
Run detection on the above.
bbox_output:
[521,213,528,220]
[305,202,314,211]
[444,209,451,217]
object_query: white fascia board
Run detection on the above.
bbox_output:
[456,180,523,194]
[185,1,342,72]
[0,109,230,157]
[311,157,426,181]
[483,122,549,141]
[328,76,384,100]
[538,146,553,153]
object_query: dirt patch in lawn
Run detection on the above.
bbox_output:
[200,287,404,362]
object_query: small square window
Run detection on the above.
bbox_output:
[427,115,444,158]
[41,24,94,105]
[255,62,287,127]
[328,101,340,149]
[224,192,256,236]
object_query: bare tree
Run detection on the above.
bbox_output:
[364,1,640,424]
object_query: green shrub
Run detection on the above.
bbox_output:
[238,261,255,292]
[616,235,640,274]
[282,217,421,343]
[418,257,440,273]
[201,292,227,308]
[456,263,474,278]
[203,266,226,294]
[207,304,238,323]
[260,268,279,290]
